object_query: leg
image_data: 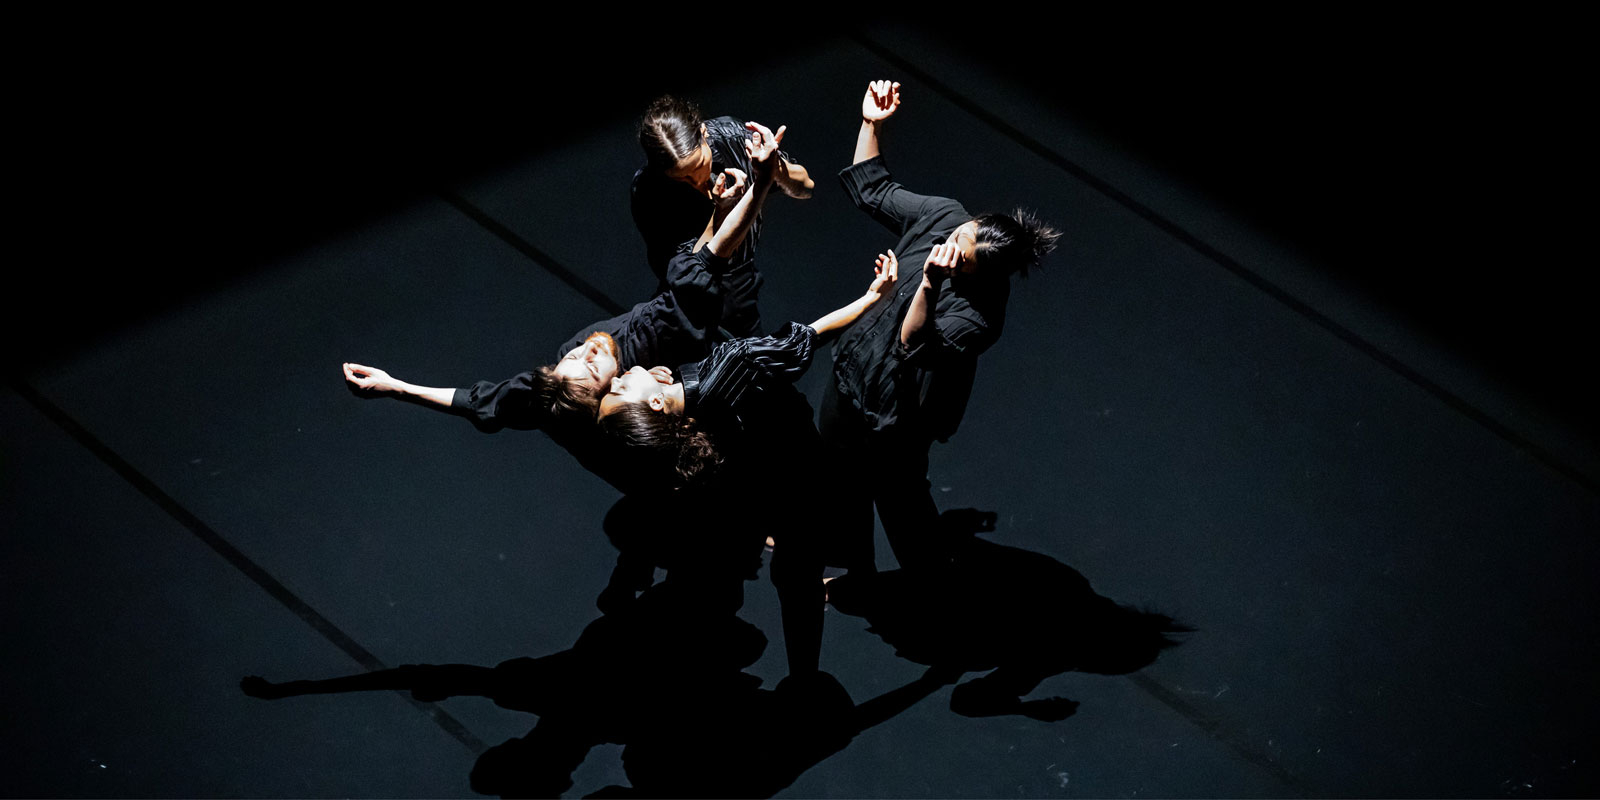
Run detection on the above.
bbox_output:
[869,437,946,571]
[769,528,825,676]
[817,379,879,573]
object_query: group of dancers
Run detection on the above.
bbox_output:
[243,81,1200,797]
[243,82,1203,800]
[336,79,1060,676]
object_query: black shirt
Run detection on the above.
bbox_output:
[630,115,791,278]
[450,242,744,434]
[680,321,816,437]
[830,156,1008,443]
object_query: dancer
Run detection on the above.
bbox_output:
[340,121,790,493]
[593,249,900,674]
[821,80,1062,569]
[593,249,899,484]
[633,95,814,329]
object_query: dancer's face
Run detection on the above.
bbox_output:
[598,365,684,418]
[553,332,620,395]
[947,220,981,275]
[665,127,714,194]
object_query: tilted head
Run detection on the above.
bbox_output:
[598,365,685,417]
[595,365,717,485]
[541,331,622,423]
[966,208,1063,278]
[639,95,713,193]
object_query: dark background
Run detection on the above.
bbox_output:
[20,15,1590,440]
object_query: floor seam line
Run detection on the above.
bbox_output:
[440,190,628,316]
[10,378,490,756]
[1125,673,1317,797]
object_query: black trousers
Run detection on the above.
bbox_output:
[818,379,945,571]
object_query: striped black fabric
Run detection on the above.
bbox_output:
[680,322,816,427]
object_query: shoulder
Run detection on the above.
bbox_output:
[941,279,1008,329]
[927,196,970,224]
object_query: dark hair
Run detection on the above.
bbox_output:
[1076,603,1192,675]
[639,95,705,172]
[971,208,1062,277]
[598,402,721,486]
[531,365,601,426]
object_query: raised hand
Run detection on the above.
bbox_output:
[710,167,749,211]
[743,120,787,180]
[862,80,901,123]
[922,241,962,282]
[870,249,899,297]
[343,362,397,393]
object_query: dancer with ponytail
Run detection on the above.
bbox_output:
[633,95,814,326]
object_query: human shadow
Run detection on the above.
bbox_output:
[242,497,948,798]
[825,508,1191,721]
[243,576,766,797]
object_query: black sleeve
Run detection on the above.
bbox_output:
[619,243,736,359]
[450,373,547,433]
[894,303,997,370]
[694,322,817,413]
[706,116,794,177]
[663,242,732,328]
[837,156,945,236]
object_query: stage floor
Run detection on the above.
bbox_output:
[7,25,1597,798]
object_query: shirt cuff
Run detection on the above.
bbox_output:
[837,155,891,197]
[893,338,927,366]
[678,240,736,275]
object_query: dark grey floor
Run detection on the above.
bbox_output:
[7,20,1597,798]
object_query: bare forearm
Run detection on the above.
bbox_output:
[692,213,716,252]
[853,120,881,165]
[899,279,939,348]
[403,381,455,408]
[345,363,456,409]
[380,378,456,408]
[810,291,881,339]
[776,160,815,198]
[705,178,774,258]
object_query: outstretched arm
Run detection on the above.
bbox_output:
[853,80,900,165]
[808,250,898,340]
[343,363,454,409]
